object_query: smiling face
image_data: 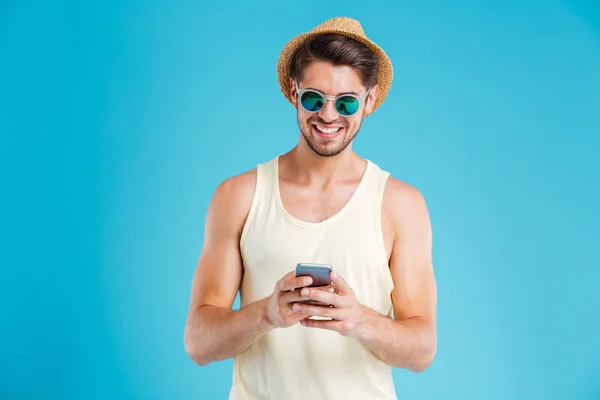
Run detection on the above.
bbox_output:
[290,60,378,158]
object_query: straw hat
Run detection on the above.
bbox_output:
[276,16,393,116]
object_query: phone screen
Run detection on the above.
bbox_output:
[295,263,332,287]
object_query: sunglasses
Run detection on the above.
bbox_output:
[294,80,371,117]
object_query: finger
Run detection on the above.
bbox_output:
[281,286,335,303]
[279,274,313,292]
[292,302,345,319]
[290,313,313,324]
[283,304,310,318]
[275,270,295,290]
[330,270,352,295]
[280,288,310,303]
[309,285,336,305]
[300,318,346,331]
[299,287,343,307]
[304,285,336,293]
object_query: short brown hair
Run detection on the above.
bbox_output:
[290,34,379,90]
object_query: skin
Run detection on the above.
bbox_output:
[183,60,437,372]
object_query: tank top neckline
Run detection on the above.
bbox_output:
[272,156,374,228]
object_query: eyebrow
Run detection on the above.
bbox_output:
[306,87,361,97]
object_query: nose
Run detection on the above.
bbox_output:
[318,98,339,122]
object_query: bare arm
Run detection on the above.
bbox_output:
[295,178,437,371]
[183,171,316,366]
[356,180,437,372]
[183,171,272,366]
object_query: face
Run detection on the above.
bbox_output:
[290,61,379,158]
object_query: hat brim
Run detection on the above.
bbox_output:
[276,28,393,117]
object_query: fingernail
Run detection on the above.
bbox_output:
[301,288,309,296]
[304,277,312,285]
[300,320,307,326]
[328,287,335,292]
[293,304,301,312]
[331,271,337,278]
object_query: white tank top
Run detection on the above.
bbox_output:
[229,156,397,400]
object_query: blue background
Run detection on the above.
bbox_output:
[1,0,599,399]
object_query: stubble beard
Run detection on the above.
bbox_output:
[298,115,362,158]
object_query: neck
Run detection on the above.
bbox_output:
[281,142,363,184]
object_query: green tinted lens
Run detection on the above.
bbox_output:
[300,91,325,112]
[336,96,360,116]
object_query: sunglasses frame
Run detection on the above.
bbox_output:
[294,80,372,117]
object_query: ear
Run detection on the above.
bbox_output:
[364,84,380,115]
[289,77,298,107]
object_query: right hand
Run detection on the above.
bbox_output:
[264,271,333,328]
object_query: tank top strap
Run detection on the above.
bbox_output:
[239,156,278,249]
[350,160,390,216]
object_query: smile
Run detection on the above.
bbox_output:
[312,124,344,139]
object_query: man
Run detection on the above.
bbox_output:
[184,16,437,400]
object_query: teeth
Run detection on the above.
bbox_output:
[315,125,341,134]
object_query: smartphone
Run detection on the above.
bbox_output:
[295,263,332,287]
[295,263,332,305]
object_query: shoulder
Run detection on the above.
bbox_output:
[207,168,258,233]
[213,168,257,201]
[383,176,426,211]
[382,175,430,233]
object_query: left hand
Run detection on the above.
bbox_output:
[291,270,365,337]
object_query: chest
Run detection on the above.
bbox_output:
[240,209,395,314]
[278,180,358,224]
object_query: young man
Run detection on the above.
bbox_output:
[184,17,437,400]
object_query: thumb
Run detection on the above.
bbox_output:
[330,270,352,295]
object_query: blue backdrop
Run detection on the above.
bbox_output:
[1,0,599,399]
